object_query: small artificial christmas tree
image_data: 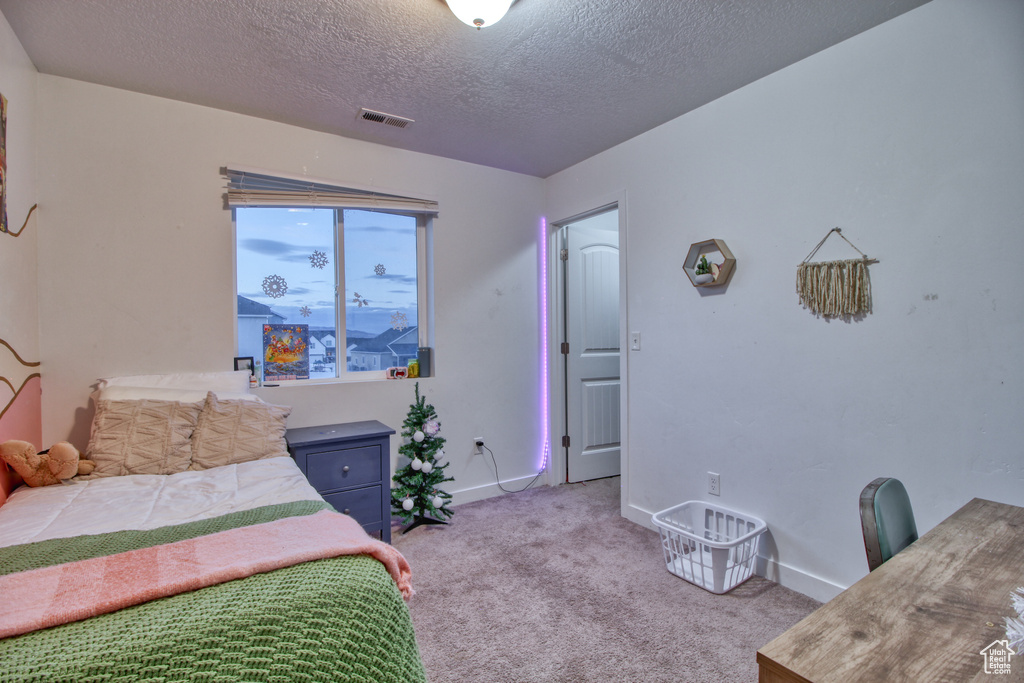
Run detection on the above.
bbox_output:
[391,382,454,533]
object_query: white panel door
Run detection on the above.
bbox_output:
[565,211,620,483]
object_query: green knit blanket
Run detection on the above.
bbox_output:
[0,501,426,683]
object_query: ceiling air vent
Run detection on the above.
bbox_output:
[358,108,414,129]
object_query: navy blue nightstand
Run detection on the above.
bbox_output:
[287,420,395,543]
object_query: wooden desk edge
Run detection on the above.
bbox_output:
[755,497,1024,683]
[757,651,814,683]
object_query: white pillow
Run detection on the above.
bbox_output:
[98,371,251,394]
[94,385,261,403]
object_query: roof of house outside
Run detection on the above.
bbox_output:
[237,295,284,321]
[389,343,419,358]
[307,328,335,344]
[351,326,418,353]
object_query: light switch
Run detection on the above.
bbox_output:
[630,331,641,351]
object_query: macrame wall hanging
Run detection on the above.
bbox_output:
[796,228,877,318]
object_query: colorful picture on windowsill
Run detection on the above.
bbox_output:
[262,324,310,381]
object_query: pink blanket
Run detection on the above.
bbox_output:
[0,509,412,638]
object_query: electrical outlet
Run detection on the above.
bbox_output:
[473,437,484,454]
[708,472,721,496]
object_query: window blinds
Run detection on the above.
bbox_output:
[224,167,439,214]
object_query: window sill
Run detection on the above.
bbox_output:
[252,373,430,391]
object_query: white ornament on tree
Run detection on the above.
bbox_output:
[431,495,443,508]
[402,497,414,511]
[411,458,423,471]
[413,430,425,443]
[421,461,434,473]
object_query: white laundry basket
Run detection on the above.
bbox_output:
[652,501,766,594]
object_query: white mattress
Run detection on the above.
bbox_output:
[0,456,323,549]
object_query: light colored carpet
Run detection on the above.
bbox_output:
[392,477,821,682]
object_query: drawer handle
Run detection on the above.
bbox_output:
[343,508,351,515]
[342,465,350,473]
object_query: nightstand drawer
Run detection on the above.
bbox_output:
[287,420,395,544]
[306,445,380,491]
[322,485,382,525]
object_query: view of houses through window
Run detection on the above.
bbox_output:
[235,207,419,380]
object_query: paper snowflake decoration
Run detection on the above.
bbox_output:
[262,274,288,299]
[352,292,369,308]
[391,311,409,331]
[309,250,328,269]
[299,306,312,318]
[375,263,386,277]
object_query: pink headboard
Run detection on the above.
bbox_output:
[1,338,42,504]
[1,461,21,506]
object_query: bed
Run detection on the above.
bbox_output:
[0,371,426,683]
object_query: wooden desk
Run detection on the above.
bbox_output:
[757,498,1024,682]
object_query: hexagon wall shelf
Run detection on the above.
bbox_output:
[683,239,736,288]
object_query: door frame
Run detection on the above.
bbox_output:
[546,196,629,508]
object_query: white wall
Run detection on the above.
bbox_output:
[0,10,41,445]
[20,0,1024,599]
[34,76,546,502]
[546,0,1024,600]
[0,11,36,247]
[0,9,39,330]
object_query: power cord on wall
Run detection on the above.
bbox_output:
[479,441,544,493]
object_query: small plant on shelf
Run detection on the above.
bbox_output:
[694,255,714,284]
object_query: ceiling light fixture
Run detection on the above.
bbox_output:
[445,0,513,29]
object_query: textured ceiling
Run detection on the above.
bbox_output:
[0,0,931,178]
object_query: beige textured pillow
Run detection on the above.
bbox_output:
[87,399,204,477]
[190,392,291,470]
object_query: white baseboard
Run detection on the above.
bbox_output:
[623,502,845,603]
[758,557,845,603]
[622,501,658,530]
[448,473,548,506]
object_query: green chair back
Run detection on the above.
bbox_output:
[859,477,918,571]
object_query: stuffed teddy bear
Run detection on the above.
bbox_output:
[0,440,96,487]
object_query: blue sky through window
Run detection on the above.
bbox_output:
[236,207,417,337]
[344,209,418,337]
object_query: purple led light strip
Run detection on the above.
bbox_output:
[539,217,550,473]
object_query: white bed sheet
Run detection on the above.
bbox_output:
[0,456,323,549]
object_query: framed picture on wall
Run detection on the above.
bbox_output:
[1,91,8,234]
[233,356,254,375]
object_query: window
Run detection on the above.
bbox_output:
[227,168,435,382]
